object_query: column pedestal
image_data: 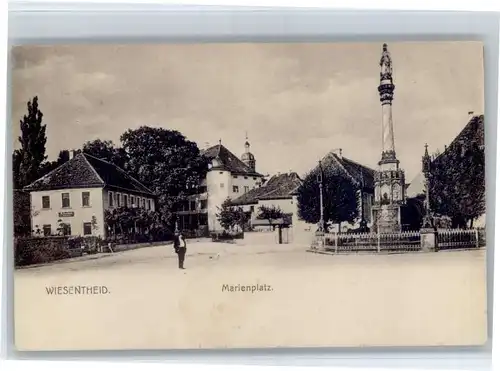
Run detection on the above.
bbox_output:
[315,231,325,250]
[420,228,437,252]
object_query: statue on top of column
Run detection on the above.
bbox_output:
[380,43,393,79]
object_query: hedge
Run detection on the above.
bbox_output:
[15,236,73,267]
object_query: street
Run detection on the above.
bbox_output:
[14,239,487,350]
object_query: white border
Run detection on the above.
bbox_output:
[1,2,499,371]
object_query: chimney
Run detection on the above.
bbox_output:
[468,111,475,120]
[339,148,343,158]
[69,150,75,160]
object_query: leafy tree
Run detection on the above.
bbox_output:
[91,216,99,233]
[104,207,162,241]
[83,139,127,168]
[120,126,208,228]
[256,205,285,229]
[216,198,249,231]
[401,195,425,231]
[297,166,358,231]
[38,149,73,177]
[13,96,47,188]
[429,116,485,228]
[13,190,31,237]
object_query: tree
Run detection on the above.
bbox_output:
[297,166,358,231]
[256,204,288,243]
[429,117,485,228]
[83,139,127,168]
[120,127,208,228]
[256,205,285,229]
[38,149,73,178]
[104,207,162,241]
[14,96,47,188]
[216,198,249,232]
[401,195,425,231]
[13,190,31,237]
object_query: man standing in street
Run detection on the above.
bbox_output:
[173,231,187,269]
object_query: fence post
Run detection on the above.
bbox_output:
[475,228,479,248]
[377,233,380,253]
[335,232,338,254]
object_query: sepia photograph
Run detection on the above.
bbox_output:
[11,41,486,350]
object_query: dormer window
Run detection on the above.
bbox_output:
[212,158,221,167]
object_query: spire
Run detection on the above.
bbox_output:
[241,132,256,171]
[244,132,250,153]
[422,143,431,175]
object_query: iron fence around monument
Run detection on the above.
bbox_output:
[323,231,421,253]
[319,228,484,253]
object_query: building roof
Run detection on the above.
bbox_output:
[406,172,425,198]
[232,172,302,205]
[24,153,155,196]
[316,151,375,189]
[434,114,484,163]
[406,114,484,199]
[202,144,263,177]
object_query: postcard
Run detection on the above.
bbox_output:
[11,42,487,350]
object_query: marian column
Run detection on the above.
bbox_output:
[371,43,406,234]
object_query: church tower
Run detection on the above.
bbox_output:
[371,43,406,233]
[241,133,256,171]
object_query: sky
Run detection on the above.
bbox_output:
[11,41,484,182]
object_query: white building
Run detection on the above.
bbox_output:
[24,153,156,238]
[231,171,302,230]
[176,139,266,233]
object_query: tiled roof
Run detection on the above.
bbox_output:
[24,153,155,196]
[434,114,484,163]
[403,115,485,199]
[202,144,264,177]
[316,151,375,189]
[232,172,302,205]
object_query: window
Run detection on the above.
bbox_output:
[61,193,70,208]
[83,222,92,236]
[220,183,224,188]
[190,201,196,211]
[233,186,239,193]
[42,196,50,209]
[148,199,152,210]
[253,177,257,180]
[142,198,146,208]
[124,195,128,208]
[244,186,249,193]
[233,175,238,179]
[43,224,51,236]
[82,192,90,207]
[200,200,207,210]
[244,176,248,179]
[130,196,135,207]
[117,194,121,207]
[109,192,114,207]
[60,223,71,236]
[250,206,254,213]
